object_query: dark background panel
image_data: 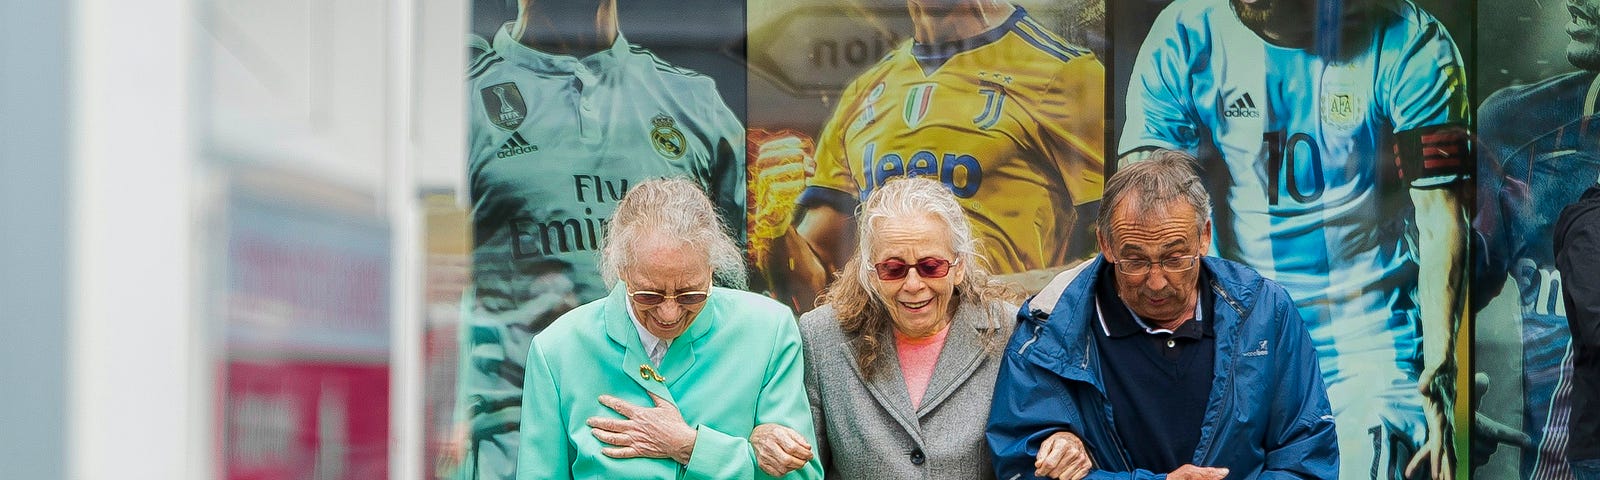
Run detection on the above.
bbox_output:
[472,0,749,121]
[1475,0,1579,102]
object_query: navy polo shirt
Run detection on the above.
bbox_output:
[1092,260,1216,473]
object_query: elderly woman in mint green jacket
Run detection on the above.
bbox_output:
[516,178,823,479]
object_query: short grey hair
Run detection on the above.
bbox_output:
[599,177,747,289]
[1100,150,1213,243]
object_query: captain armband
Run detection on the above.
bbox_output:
[1393,126,1472,189]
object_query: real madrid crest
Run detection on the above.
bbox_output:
[481,82,527,131]
[650,114,687,159]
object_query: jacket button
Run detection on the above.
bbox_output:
[909,449,925,465]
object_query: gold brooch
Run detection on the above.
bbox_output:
[639,364,665,383]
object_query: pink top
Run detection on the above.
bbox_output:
[895,324,950,410]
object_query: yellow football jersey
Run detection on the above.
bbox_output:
[802,7,1106,274]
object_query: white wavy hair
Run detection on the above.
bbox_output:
[599,177,747,289]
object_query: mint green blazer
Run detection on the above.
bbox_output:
[516,284,824,479]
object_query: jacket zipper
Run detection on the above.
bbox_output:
[1202,280,1250,464]
[1018,323,1042,354]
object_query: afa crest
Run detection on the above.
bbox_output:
[650,114,687,159]
[481,82,527,131]
[1318,65,1365,130]
[1320,92,1363,129]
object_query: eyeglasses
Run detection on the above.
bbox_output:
[627,290,710,306]
[1113,254,1201,276]
[872,257,955,281]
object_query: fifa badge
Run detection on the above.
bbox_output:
[651,114,687,159]
[481,82,527,131]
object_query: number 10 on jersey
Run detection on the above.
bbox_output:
[1263,131,1325,205]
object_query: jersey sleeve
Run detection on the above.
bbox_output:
[801,79,865,213]
[1384,18,1469,134]
[1038,55,1107,206]
[1118,8,1203,157]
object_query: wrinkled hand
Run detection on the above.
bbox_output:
[587,393,698,465]
[1469,373,1533,470]
[1406,377,1456,480]
[750,423,814,477]
[1034,431,1093,479]
[1168,464,1229,480]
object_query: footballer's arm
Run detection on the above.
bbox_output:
[1406,184,1465,480]
[772,205,854,311]
[747,135,851,311]
[1399,126,1470,480]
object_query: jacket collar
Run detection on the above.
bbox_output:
[1020,256,1263,379]
[918,300,1003,416]
[839,300,1002,442]
[602,283,715,400]
[1094,264,1214,339]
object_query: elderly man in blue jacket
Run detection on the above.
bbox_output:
[986,150,1338,480]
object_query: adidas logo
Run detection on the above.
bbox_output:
[496,132,539,158]
[1223,93,1261,118]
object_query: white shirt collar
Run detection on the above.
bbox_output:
[624,298,670,362]
[1095,295,1206,336]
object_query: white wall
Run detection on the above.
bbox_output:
[0,0,462,477]
[68,0,201,479]
[0,0,71,476]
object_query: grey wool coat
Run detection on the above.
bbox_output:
[799,299,1016,480]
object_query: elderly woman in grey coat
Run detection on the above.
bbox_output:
[752,176,1021,479]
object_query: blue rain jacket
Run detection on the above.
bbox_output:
[987,256,1338,479]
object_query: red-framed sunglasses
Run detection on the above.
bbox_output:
[872,257,955,281]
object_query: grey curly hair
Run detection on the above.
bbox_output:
[823,176,1017,378]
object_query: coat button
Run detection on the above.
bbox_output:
[909,449,925,465]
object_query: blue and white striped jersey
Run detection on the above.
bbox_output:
[1120,0,1469,370]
